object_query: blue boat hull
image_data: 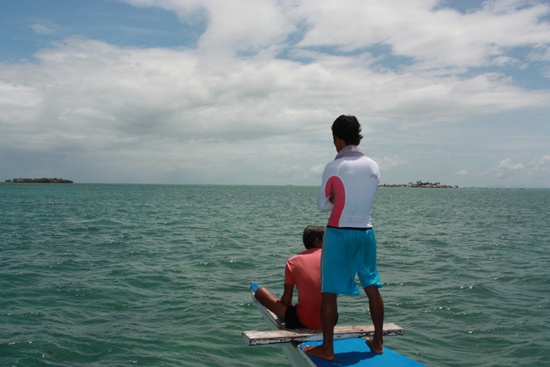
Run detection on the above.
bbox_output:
[301,338,424,367]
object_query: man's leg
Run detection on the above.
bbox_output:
[254,287,288,321]
[304,292,338,360]
[364,285,384,354]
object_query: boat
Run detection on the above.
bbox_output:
[243,283,425,367]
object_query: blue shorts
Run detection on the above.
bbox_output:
[321,226,382,295]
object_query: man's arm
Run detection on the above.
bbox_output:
[280,283,294,306]
[318,168,335,212]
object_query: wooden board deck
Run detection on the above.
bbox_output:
[243,322,404,346]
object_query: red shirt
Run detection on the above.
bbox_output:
[284,248,322,330]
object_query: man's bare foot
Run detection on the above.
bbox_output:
[366,338,383,355]
[303,345,335,361]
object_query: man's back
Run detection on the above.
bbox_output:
[285,248,322,330]
[318,146,379,228]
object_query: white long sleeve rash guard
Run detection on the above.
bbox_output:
[318,145,380,229]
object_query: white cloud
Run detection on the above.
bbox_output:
[124,0,296,56]
[291,0,550,72]
[30,24,55,35]
[1,0,549,186]
[487,156,550,182]
[529,155,550,177]
[494,158,525,178]
[377,156,408,170]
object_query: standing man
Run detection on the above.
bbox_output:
[304,115,384,361]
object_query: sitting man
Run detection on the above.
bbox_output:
[254,225,324,330]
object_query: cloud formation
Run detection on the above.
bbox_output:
[1,0,549,187]
[491,155,550,179]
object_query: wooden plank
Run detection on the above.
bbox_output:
[242,323,404,346]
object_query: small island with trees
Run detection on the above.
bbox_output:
[379,180,458,188]
[4,178,74,183]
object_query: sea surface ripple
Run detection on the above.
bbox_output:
[1,184,548,366]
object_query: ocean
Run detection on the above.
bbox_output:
[1,184,548,367]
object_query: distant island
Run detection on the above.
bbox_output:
[379,180,458,189]
[4,178,74,183]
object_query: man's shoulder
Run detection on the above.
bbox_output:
[290,248,321,260]
[331,154,378,169]
[362,155,379,169]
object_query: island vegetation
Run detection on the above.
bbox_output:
[4,178,73,183]
[379,180,458,188]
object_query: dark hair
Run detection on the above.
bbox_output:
[331,115,363,145]
[302,225,325,249]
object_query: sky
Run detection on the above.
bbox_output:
[1,0,549,187]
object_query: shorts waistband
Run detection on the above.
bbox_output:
[327,225,373,231]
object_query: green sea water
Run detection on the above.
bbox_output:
[1,184,548,366]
